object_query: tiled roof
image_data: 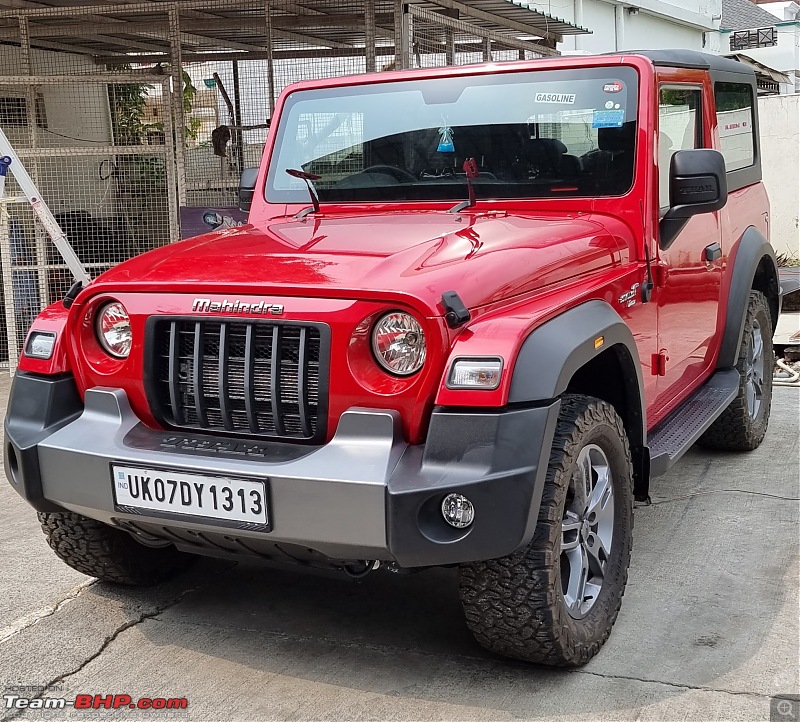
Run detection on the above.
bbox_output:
[721,0,780,31]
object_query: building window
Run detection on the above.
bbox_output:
[715,82,755,171]
[730,27,777,51]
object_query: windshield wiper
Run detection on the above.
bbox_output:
[285,168,321,219]
[449,157,478,214]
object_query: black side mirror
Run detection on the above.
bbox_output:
[238,167,259,212]
[660,149,728,250]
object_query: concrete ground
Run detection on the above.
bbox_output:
[0,374,798,722]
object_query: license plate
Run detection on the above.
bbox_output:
[112,465,269,530]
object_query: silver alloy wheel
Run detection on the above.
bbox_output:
[745,319,765,419]
[561,444,615,619]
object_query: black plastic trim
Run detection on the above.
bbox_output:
[619,50,757,75]
[718,227,779,369]
[4,372,82,512]
[509,301,645,431]
[386,401,561,567]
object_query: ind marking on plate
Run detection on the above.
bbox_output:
[113,465,268,526]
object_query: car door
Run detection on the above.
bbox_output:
[654,79,724,414]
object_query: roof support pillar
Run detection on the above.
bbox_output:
[365,0,377,72]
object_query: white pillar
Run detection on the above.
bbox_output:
[615,4,626,52]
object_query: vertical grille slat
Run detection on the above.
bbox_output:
[243,324,259,434]
[218,323,233,431]
[192,322,207,426]
[167,320,184,426]
[152,318,326,442]
[270,325,285,437]
[297,327,311,437]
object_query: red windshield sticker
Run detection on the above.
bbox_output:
[603,82,624,93]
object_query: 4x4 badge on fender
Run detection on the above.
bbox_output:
[191,298,284,315]
[618,283,640,308]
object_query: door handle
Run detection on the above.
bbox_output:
[704,243,722,262]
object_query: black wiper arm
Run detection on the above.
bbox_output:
[285,168,321,218]
[449,157,478,214]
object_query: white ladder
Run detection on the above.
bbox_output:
[0,126,90,371]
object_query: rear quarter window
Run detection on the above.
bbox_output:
[715,82,755,172]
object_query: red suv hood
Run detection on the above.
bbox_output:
[92,211,627,315]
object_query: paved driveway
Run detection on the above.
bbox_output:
[1,374,798,722]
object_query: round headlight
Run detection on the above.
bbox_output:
[96,301,132,358]
[371,312,426,376]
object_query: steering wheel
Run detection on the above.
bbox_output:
[361,165,417,183]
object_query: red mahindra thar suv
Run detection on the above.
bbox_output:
[6,50,780,666]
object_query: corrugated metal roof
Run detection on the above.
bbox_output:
[0,0,589,60]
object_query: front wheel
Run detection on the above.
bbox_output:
[38,511,193,586]
[459,395,634,667]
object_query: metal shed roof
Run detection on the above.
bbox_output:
[0,0,589,62]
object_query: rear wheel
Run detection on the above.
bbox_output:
[459,395,634,667]
[38,511,193,586]
[699,290,773,451]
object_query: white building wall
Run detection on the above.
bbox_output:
[758,93,800,259]
[523,0,721,54]
[0,47,113,212]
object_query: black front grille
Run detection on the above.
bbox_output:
[149,319,329,441]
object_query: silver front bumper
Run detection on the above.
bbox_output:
[37,388,404,560]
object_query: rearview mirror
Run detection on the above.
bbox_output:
[660,149,728,250]
[238,167,259,212]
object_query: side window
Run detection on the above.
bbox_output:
[714,82,755,172]
[658,87,702,209]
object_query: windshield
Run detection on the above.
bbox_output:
[266,66,639,205]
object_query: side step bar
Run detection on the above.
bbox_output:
[648,368,740,478]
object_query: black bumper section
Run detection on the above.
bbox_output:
[387,404,559,566]
[4,372,82,512]
[5,372,561,567]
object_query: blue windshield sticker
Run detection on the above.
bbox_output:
[592,109,625,128]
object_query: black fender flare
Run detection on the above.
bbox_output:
[508,299,646,452]
[717,227,779,369]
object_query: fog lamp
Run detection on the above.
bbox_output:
[447,358,502,389]
[24,331,56,360]
[441,493,475,529]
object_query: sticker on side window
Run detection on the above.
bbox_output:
[592,109,625,128]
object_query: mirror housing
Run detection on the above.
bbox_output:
[238,167,259,212]
[660,149,728,250]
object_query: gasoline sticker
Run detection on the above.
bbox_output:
[535,92,576,104]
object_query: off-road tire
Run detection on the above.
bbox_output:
[698,291,773,451]
[38,511,193,586]
[459,395,634,667]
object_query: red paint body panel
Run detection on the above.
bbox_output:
[18,302,72,376]
[17,53,771,445]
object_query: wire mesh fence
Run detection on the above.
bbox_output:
[0,75,175,367]
[0,0,577,369]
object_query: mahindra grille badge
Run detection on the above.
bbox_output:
[191,298,284,315]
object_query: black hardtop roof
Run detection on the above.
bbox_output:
[614,49,756,76]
